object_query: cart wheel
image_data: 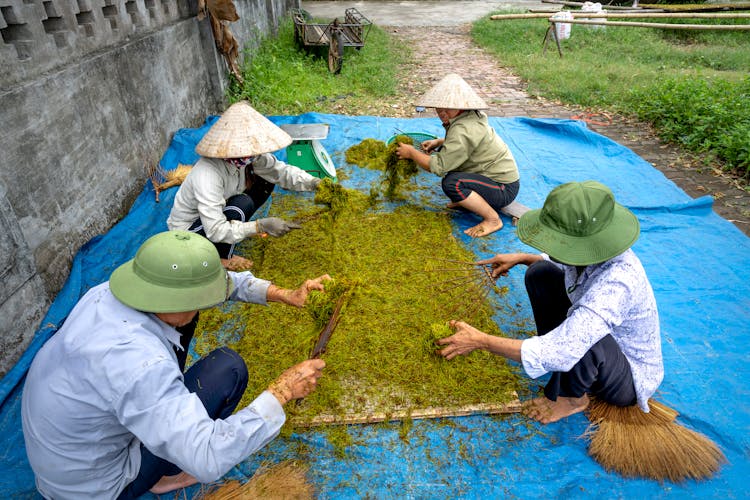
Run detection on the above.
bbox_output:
[328,31,343,74]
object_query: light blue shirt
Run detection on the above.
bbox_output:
[21,271,285,499]
[520,249,664,412]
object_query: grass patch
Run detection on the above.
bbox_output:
[471,13,750,176]
[228,15,408,116]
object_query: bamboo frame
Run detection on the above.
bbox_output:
[492,12,750,20]
[540,13,750,58]
[555,19,750,29]
[292,393,523,427]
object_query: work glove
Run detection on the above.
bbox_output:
[257,217,302,237]
[312,177,323,190]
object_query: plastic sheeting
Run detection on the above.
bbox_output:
[1,113,748,499]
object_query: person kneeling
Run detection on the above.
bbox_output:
[22,231,327,499]
[436,181,663,423]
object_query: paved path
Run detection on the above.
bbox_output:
[302,1,750,236]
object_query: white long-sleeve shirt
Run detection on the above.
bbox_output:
[167,154,319,243]
[520,249,664,412]
[21,272,282,499]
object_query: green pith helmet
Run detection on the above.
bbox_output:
[110,231,233,313]
[517,181,640,266]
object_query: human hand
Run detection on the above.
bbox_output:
[435,320,488,360]
[421,139,441,153]
[267,359,326,405]
[257,217,302,237]
[395,143,416,160]
[282,274,332,307]
[476,253,519,279]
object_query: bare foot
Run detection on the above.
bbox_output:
[464,218,503,238]
[149,471,199,494]
[523,394,590,424]
[221,255,253,271]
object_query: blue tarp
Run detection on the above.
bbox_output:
[1,113,748,498]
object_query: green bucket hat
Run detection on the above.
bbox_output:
[517,181,640,266]
[110,231,233,313]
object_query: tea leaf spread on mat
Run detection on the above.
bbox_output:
[193,175,522,429]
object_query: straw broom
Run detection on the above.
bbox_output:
[196,460,314,500]
[585,398,726,482]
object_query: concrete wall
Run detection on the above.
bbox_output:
[0,0,297,378]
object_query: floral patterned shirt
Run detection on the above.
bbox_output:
[520,249,664,412]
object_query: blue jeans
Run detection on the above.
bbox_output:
[116,347,248,499]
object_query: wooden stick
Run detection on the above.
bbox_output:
[430,258,480,266]
[555,19,750,29]
[541,0,652,9]
[293,395,523,427]
[310,295,346,359]
[420,267,483,273]
[427,274,484,291]
[492,12,750,20]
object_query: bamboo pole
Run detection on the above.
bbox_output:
[292,394,523,427]
[555,19,750,29]
[542,0,644,10]
[491,12,750,20]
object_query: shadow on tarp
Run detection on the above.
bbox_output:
[1,114,748,499]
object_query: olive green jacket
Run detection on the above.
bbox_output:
[428,111,519,184]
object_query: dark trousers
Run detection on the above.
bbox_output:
[117,346,248,499]
[188,175,275,258]
[524,260,637,406]
[441,172,519,214]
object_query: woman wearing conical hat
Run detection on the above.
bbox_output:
[167,101,322,271]
[396,74,520,238]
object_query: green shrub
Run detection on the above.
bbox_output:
[471,13,750,178]
[630,77,750,174]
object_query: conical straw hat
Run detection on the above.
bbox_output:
[416,73,488,110]
[195,101,292,158]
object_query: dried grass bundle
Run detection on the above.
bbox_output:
[585,398,726,482]
[197,460,314,500]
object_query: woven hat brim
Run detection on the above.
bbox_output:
[110,261,233,313]
[195,101,292,158]
[517,204,640,266]
[416,73,489,110]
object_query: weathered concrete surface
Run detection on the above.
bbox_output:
[301,0,550,26]
[0,0,297,379]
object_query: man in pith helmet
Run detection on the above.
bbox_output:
[436,181,663,422]
[21,231,328,499]
[168,100,324,271]
[395,74,521,238]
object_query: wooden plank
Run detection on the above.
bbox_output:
[501,201,532,222]
[292,393,523,427]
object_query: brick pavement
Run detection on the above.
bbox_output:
[389,25,750,237]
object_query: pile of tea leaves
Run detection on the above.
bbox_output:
[192,185,523,429]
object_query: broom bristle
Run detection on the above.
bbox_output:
[197,460,314,499]
[586,399,726,482]
[587,398,677,426]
